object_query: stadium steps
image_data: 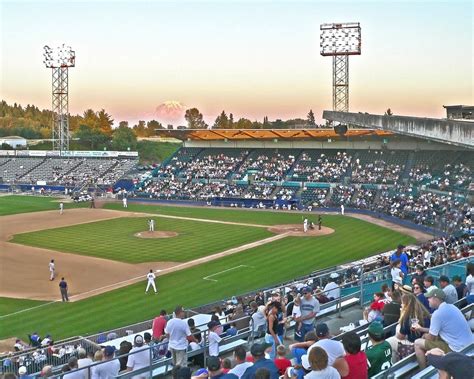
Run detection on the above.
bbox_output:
[17,158,47,179]
[63,159,85,177]
[226,149,252,180]
[285,149,305,180]
[0,158,12,167]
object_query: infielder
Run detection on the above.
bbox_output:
[59,202,64,215]
[122,197,128,208]
[148,219,155,232]
[146,269,157,293]
[49,259,55,281]
[341,204,345,215]
[303,218,308,233]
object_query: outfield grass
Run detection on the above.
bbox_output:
[0,202,416,340]
[0,195,87,216]
[0,298,46,317]
[12,217,272,263]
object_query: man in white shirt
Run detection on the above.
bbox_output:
[145,270,157,294]
[126,335,151,379]
[438,276,458,304]
[49,259,55,281]
[323,275,341,301]
[77,348,93,379]
[91,346,120,379]
[303,323,345,366]
[207,321,222,357]
[229,346,253,378]
[164,305,197,367]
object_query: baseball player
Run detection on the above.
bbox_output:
[122,197,128,208]
[341,204,345,215]
[148,219,155,232]
[303,218,308,233]
[145,269,157,294]
[59,202,64,215]
[49,259,55,281]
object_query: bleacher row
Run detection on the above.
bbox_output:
[0,157,137,187]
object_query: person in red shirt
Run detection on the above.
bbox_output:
[274,345,292,375]
[333,331,368,379]
[152,309,167,342]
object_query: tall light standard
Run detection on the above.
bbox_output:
[43,44,75,152]
[320,23,361,113]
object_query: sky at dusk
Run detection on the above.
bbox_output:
[1,0,473,126]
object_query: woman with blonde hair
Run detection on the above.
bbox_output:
[387,293,431,363]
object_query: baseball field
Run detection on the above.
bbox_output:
[0,195,423,343]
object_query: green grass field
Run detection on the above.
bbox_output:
[12,217,272,263]
[0,195,85,216]
[0,198,416,340]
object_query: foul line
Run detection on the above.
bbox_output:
[0,300,60,319]
[203,265,254,282]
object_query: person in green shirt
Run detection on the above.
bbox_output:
[366,321,392,377]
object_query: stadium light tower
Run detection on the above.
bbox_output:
[320,23,361,113]
[43,44,75,152]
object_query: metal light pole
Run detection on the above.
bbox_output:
[320,23,361,112]
[43,44,75,153]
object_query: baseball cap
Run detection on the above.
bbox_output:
[18,366,27,375]
[104,346,115,357]
[250,342,272,356]
[397,244,405,249]
[452,275,462,282]
[329,273,339,279]
[206,356,221,371]
[439,275,450,283]
[207,321,219,330]
[368,322,384,338]
[302,286,312,294]
[316,323,329,337]
[134,335,144,346]
[426,288,446,300]
[427,352,474,379]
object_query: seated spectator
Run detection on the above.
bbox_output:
[241,343,279,379]
[411,264,427,286]
[365,322,392,377]
[289,331,318,367]
[413,289,474,369]
[77,348,93,379]
[118,341,133,371]
[323,274,341,301]
[452,275,467,300]
[229,346,253,378]
[314,288,330,304]
[333,331,367,379]
[303,323,345,367]
[40,365,53,378]
[426,348,474,379]
[438,276,458,304]
[63,357,81,379]
[273,345,291,376]
[91,346,120,379]
[409,283,432,313]
[126,335,151,377]
[382,290,402,327]
[363,292,385,322]
[423,276,437,293]
[221,358,232,374]
[302,346,340,379]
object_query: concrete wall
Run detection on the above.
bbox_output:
[322,111,474,149]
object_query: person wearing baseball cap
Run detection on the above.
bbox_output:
[426,348,474,379]
[297,286,320,342]
[413,288,474,369]
[304,323,344,367]
[126,335,151,379]
[438,276,458,304]
[366,322,392,377]
[91,346,120,379]
[241,343,279,379]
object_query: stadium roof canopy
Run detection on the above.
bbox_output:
[155,128,393,141]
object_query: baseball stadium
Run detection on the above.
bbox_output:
[1,2,474,379]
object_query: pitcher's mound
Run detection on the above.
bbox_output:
[134,231,178,239]
[268,224,334,237]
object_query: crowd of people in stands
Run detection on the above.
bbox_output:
[291,152,351,183]
[351,156,404,184]
[237,152,296,182]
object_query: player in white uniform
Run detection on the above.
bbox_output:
[303,218,308,233]
[49,259,55,281]
[122,197,128,208]
[341,204,345,215]
[59,202,64,215]
[145,269,157,293]
[148,219,155,232]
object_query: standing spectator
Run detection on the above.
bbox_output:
[264,302,281,359]
[438,276,458,304]
[413,289,474,369]
[302,347,340,379]
[164,305,197,367]
[334,331,367,379]
[452,275,467,301]
[390,245,409,279]
[207,321,222,357]
[297,287,320,341]
[466,263,474,303]
[91,346,120,379]
[77,348,93,379]
[390,260,404,290]
[229,346,253,379]
[241,343,279,379]
[126,335,150,379]
[59,277,69,302]
[365,322,392,377]
[152,310,167,342]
